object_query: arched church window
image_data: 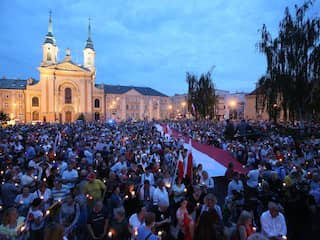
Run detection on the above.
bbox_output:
[47,51,52,61]
[94,99,100,108]
[32,111,39,121]
[32,97,39,107]
[65,88,72,104]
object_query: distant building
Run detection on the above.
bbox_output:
[0,14,171,123]
[244,88,269,120]
[170,94,188,119]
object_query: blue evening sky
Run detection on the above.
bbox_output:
[0,0,319,96]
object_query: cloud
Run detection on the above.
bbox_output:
[0,0,318,95]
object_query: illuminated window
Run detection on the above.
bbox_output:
[94,99,100,108]
[32,97,39,107]
[65,88,72,104]
[32,111,39,121]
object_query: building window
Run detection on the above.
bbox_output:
[32,111,39,121]
[32,97,39,107]
[94,99,100,108]
[4,102,8,109]
[65,88,72,104]
[47,52,52,61]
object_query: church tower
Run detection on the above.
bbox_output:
[41,11,58,66]
[83,17,95,71]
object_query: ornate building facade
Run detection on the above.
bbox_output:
[0,14,171,123]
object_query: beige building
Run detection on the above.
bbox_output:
[244,89,269,120]
[0,14,171,123]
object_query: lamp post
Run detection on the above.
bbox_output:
[168,104,173,119]
[181,101,186,118]
[229,100,237,120]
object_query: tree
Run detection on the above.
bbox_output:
[257,0,320,123]
[0,111,9,123]
[77,113,85,121]
[186,72,217,119]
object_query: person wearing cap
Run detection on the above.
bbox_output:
[260,202,287,239]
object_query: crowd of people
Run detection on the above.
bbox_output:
[0,119,319,240]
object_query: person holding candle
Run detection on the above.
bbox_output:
[108,207,130,240]
[260,202,287,240]
[27,198,45,240]
[139,180,155,211]
[87,200,109,240]
[129,205,147,239]
[0,207,26,240]
[15,186,34,217]
[172,177,186,207]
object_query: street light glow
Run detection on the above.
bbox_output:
[229,100,236,107]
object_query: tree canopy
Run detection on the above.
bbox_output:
[257,0,320,122]
[186,72,217,119]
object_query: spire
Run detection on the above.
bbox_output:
[44,10,55,45]
[48,10,53,34]
[85,17,94,50]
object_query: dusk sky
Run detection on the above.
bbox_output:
[0,0,319,96]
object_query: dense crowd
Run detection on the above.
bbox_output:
[0,120,319,240]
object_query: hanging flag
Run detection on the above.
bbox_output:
[184,139,193,180]
[178,151,184,181]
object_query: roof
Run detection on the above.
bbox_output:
[246,86,263,96]
[102,84,167,97]
[0,79,27,90]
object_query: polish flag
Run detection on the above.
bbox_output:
[184,139,193,180]
[178,151,184,181]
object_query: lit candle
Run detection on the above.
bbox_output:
[15,183,19,187]
[128,174,132,178]
[283,182,286,187]
[197,203,200,207]
[34,176,38,180]
[184,188,187,193]
[158,168,162,173]
[20,224,26,232]
[43,178,47,182]
[125,195,129,199]
[0,171,3,175]
[252,227,256,232]
[282,236,287,240]
[19,201,23,205]
[0,205,2,210]
[103,179,106,183]
[258,183,262,188]
[40,196,44,200]
[58,198,62,202]
[108,231,113,238]
[45,210,50,216]
[242,165,246,168]
[131,191,135,197]
[134,228,138,237]
[77,167,80,171]
[165,183,171,188]
[53,160,56,164]
[158,231,163,236]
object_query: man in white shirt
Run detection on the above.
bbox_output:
[61,161,79,190]
[153,180,169,208]
[260,202,287,239]
[129,205,146,239]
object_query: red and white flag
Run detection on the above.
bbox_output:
[184,139,193,180]
[178,151,184,181]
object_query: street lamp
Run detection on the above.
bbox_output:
[168,104,173,119]
[229,100,237,119]
[181,101,186,117]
